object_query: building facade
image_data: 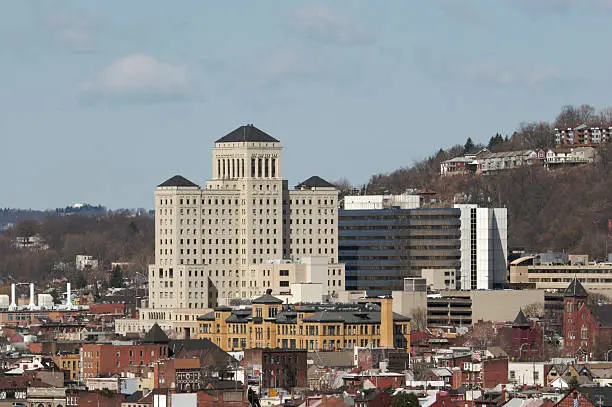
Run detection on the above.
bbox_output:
[338,208,461,291]
[197,294,410,352]
[563,279,612,360]
[455,204,508,290]
[555,124,611,147]
[118,124,341,338]
[509,255,612,291]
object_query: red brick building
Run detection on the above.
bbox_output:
[81,323,170,378]
[243,348,307,390]
[563,279,612,360]
[510,310,542,361]
[555,387,612,407]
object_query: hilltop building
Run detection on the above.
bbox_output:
[555,124,610,147]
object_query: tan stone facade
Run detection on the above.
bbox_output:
[117,125,340,338]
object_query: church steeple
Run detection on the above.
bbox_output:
[512,309,531,327]
[564,278,587,298]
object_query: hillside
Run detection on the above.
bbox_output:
[357,105,612,258]
[0,214,154,283]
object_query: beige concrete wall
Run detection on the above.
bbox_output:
[469,289,544,323]
[391,291,427,318]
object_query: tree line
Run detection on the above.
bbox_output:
[0,214,154,284]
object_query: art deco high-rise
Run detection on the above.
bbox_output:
[150,124,340,310]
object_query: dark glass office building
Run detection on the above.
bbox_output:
[339,208,461,291]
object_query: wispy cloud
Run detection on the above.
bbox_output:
[292,5,373,46]
[80,54,191,104]
[46,11,95,53]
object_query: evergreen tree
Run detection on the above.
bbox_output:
[109,265,123,288]
[69,270,88,289]
[464,137,475,153]
[392,392,420,407]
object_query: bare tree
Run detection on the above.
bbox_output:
[523,302,544,318]
[410,307,427,331]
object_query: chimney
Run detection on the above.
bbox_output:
[380,296,394,349]
[9,283,16,310]
[66,282,72,310]
[28,283,36,310]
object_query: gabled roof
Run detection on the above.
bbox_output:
[252,294,283,304]
[295,176,336,189]
[216,124,279,143]
[157,175,199,188]
[564,278,588,298]
[143,323,170,344]
[512,309,531,327]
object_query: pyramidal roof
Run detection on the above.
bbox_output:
[143,323,170,344]
[157,175,199,188]
[252,294,283,304]
[216,124,279,143]
[512,309,531,327]
[295,176,336,189]
[564,278,588,298]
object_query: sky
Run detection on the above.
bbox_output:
[2,0,612,210]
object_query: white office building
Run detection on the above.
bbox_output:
[455,204,508,290]
[343,193,420,210]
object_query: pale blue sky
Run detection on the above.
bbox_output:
[1,0,611,209]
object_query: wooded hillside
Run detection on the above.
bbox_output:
[343,105,612,258]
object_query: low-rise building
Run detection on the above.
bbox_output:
[426,289,545,327]
[197,293,410,352]
[545,147,597,166]
[76,255,99,271]
[52,353,80,382]
[509,255,612,292]
[81,324,170,379]
[243,348,307,390]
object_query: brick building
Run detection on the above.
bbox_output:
[81,324,170,379]
[510,309,542,361]
[563,279,612,360]
[554,387,612,407]
[243,348,307,390]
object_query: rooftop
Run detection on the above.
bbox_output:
[295,176,336,189]
[216,124,279,143]
[157,175,199,188]
[564,278,588,298]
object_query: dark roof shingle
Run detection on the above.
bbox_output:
[295,176,336,189]
[564,278,588,297]
[216,124,279,143]
[157,175,199,188]
[252,294,283,304]
[512,309,531,327]
[143,323,170,344]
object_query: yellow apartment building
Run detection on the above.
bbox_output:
[197,293,410,352]
[52,353,80,382]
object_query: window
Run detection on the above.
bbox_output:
[279,270,289,276]
[279,281,290,287]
